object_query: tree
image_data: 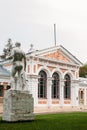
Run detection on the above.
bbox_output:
[79,64,87,78]
[0,38,13,59]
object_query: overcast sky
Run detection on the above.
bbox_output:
[0,0,87,63]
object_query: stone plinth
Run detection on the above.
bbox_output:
[2,89,34,122]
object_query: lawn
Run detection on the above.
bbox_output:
[0,112,87,130]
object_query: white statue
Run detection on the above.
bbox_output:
[8,42,27,90]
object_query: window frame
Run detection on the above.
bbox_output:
[38,70,47,99]
[64,74,71,99]
[0,85,3,97]
[52,72,60,99]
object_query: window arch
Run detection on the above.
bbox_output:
[64,74,71,99]
[52,72,60,99]
[38,70,47,98]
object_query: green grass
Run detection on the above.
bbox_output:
[0,112,87,130]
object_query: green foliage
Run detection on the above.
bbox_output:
[0,112,87,130]
[79,64,87,77]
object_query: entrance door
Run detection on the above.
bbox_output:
[78,89,84,105]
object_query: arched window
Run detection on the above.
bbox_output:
[64,74,71,99]
[80,91,84,99]
[38,70,47,98]
[52,72,60,99]
[0,85,3,97]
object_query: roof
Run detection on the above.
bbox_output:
[0,65,10,77]
[26,45,83,66]
[79,77,87,85]
[60,45,83,65]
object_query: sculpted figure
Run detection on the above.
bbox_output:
[9,42,26,90]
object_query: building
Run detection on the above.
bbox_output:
[0,45,87,113]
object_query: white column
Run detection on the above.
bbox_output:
[29,57,34,74]
[60,79,64,106]
[74,83,79,106]
[71,82,75,106]
[86,89,87,105]
[27,75,38,106]
[47,78,52,107]
[84,88,86,106]
[3,84,8,95]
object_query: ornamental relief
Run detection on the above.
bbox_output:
[47,66,55,71]
[4,63,12,67]
[43,51,71,62]
[71,70,75,76]
[60,68,67,73]
[38,64,42,69]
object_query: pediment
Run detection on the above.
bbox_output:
[27,45,82,65]
[43,50,71,63]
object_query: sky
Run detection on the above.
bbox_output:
[0,0,87,64]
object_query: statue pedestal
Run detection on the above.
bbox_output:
[2,90,34,122]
